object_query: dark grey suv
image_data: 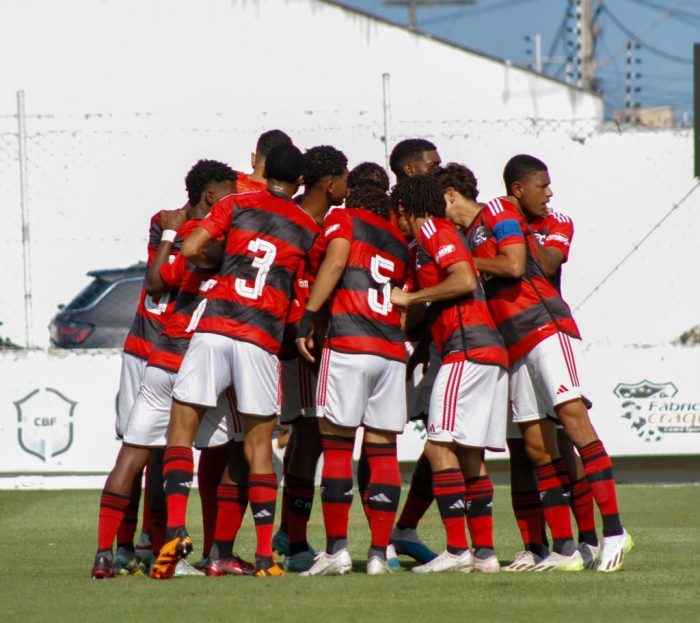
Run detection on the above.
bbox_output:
[49,263,145,348]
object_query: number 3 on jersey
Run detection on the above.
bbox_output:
[368,254,394,316]
[235,238,277,300]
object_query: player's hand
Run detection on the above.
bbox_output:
[391,286,412,308]
[296,333,315,363]
[160,207,187,232]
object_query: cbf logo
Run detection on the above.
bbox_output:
[614,380,700,442]
[15,388,76,462]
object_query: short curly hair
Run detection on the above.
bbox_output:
[185,159,237,205]
[346,185,391,220]
[302,145,348,189]
[394,176,445,218]
[433,163,479,200]
[347,162,390,192]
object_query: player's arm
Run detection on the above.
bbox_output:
[182,198,231,268]
[296,237,351,362]
[145,208,187,294]
[473,243,525,278]
[391,260,476,307]
[527,234,565,277]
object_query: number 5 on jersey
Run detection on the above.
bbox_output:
[368,254,394,316]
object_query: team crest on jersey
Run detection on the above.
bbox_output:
[472,225,488,247]
[15,388,76,462]
[614,380,700,442]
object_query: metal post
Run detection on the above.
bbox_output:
[17,90,33,348]
[382,73,392,177]
[534,32,542,73]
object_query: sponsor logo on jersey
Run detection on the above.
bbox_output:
[614,380,700,441]
[472,225,488,247]
[325,223,340,237]
[545,233,570,246]
[15,388,75,462]
[435,244,456,263]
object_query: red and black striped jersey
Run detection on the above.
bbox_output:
[122,212,188,360]
[529,211,574,293]
[415,217,507,368]
[323,208,409,362]
[195,190,322,354]
[463,198,580,364]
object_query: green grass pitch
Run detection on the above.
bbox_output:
[1,484,698,622]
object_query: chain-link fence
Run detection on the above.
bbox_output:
[0,105,696,348]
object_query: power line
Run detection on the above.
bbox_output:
[626,0,700,26]
[574,180,700,312]
[417,0,540,27]
[598,0,693,68]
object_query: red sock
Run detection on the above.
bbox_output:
[464,475,494,550]
[286,474,315,555]
[511,490,546,552]
[433,469,468,554]
[163,446,194,535]
[248,473,277,559]
[320,435,354,553]
[580,440,623,536]
[365,442,401,550]
[396,453,433,530]
[97,490,130,552]
[535,461,574,553]
[212,483,248,559]
[197,446,227,556]
[570,477,598,545]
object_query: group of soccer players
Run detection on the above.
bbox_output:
[91,129,633,580]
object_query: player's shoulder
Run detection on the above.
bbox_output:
[547,211,574,226]
[484,196,520,218]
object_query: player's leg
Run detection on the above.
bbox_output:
[196,444,228,561]
[502,435,549,571]
[391,344,441,564]
[92,444,152,579]
[301,349,365,577]
[538,333,630,571]
[555,398,631,572]
[557,427,599,567]
[454,361,507,573]
[361,358,406,575]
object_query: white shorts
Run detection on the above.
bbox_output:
[115,352,147,438]
[427,361,507,450]
[316,348,407,433]
[510,332,584,425]
[123,365,243,448]
[279,357,318,425]
[406,342,441,422]
[173,332,281,417]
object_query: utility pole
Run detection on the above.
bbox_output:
[384,0,476,31]
[625,39,642,123]
[573,0,600,90]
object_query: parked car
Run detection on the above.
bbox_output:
[49,263,145,348]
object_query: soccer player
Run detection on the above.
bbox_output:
[296,182,409,576]
[274,145,349,573]
[237,129,292,192]
[386,138,443,565]
[391,176,508,573]
[194,129,292,568]
[495,155,600,571]
[447,162,632,573]
[150,143,321,579]
[91,159,237,579]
